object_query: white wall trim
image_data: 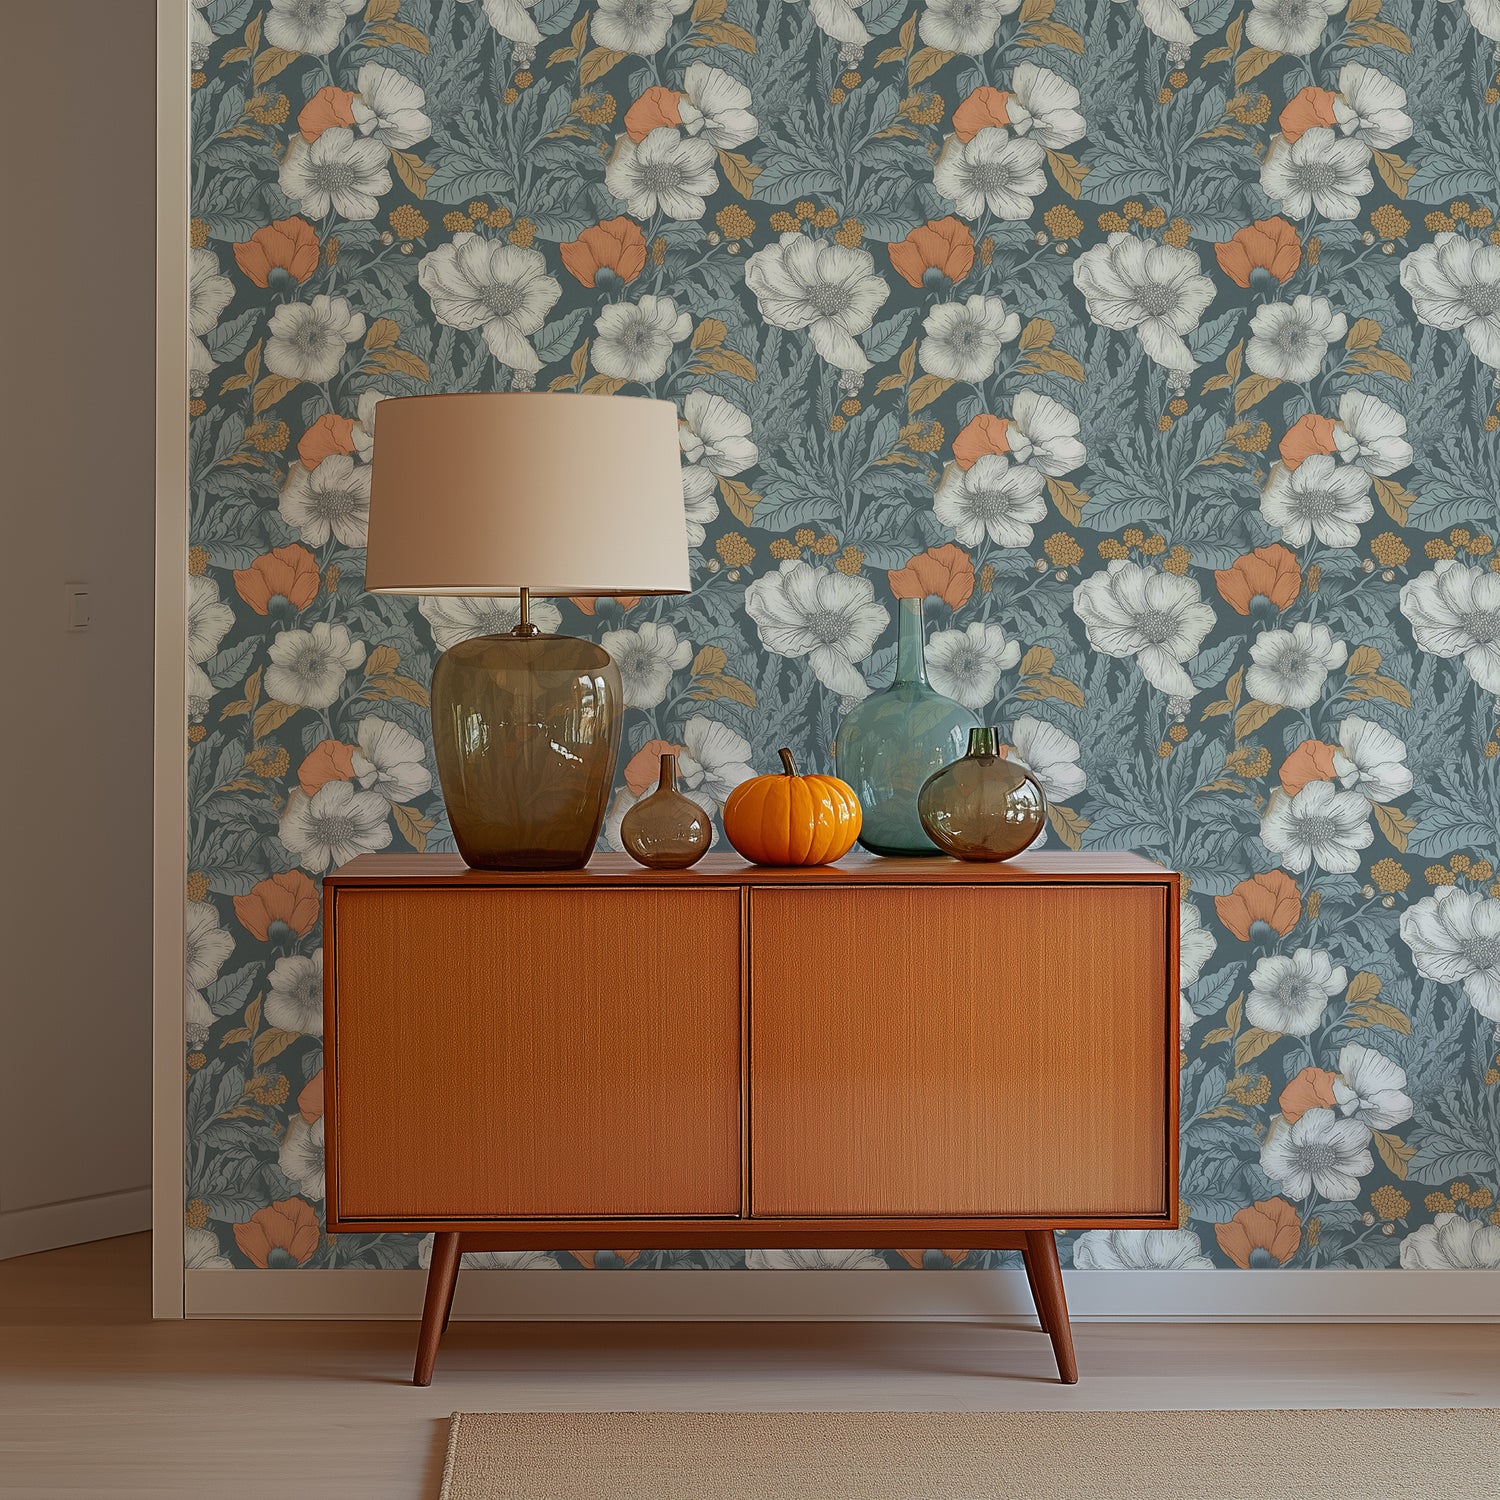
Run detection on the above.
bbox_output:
[153,0,189,1321]
[186,1268,1500,1324]
[0,1189,152,1263]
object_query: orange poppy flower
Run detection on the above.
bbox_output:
[951,413,1015,470]
[1279,739,1338,795]
[1279,1067,1339,1125]
[298,739,358,797]
[233,870,320,941]
[1213,1198,1301,1268]
[1213,543,1301,616]
[623,739,685,796]
[888,217,975,290]
[298,85,357,142]
[624,86,684,142]
[1213,217,1301,288]
[1278,413,1338,472]
[1214,870,1301,942]
[887,543,976,608]
[232,216,320,288]
[1279,87,1338,144]
[233,1198,320,1268]
[570,594,642,615]
[952,86,1012,142]
[298,414,358,471]
[234,544,320,615]
[560,218,648,288]
[298,1069,324,1124]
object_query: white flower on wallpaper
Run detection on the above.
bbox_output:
[1244,0,1343,55]
[1333,717,1413,803]
[923,621,1021,709]
[352,63,431,150]
[1400,236,1500,369]
[188,248,233,336]
[1400,562,1500,692]
[1401,889,1500,1021]
[264,0,362,54]
[1336,64,1412,150]
[679,391,758,474]
[1260,129,1373,220]
[919,294,1021,381]
[1246,946,1347,1036]
[187,575,235,665]
[1005,390,1084,476]
[419,236,561,377]
[592,0,693,54]
[677,714,756,810]
[1260,781,1374,874]
[265,621,366,708]
[933,454,1046,548]
[745,560,887,698]
[601,620,695,708]
[1334,391,1412,476]
[1007,715,1086,802]
[744,234,890,379]
[680,464,719,546]
[1245,621,1348,707]
[264,950,326,1035]
[1071,562,1215,698]
[184,1226,233,1270]
[458,0,547,56]
[279,129,393,220]
[1261,1108,1373,1201]
[606,129,719,220]
[1004,64,1085,150]
[264,295,367,382]
[352,716,432,803]
[932,129,1047,220]
[918,0,1018,55]
[1334,1043,1413,1132]
[1072,1229,1213,1269]
[1399,1214,1500,1270]
[679,63,758,149]
[280,1115,326,1199]
[1072,235,1214,376]
[592,294,694,380]
[418,594,563,650]
[279,454,372,549]
[1246,296,1348,382]
[280,785,393,873]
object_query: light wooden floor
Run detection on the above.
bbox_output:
[2,1234,1496,1498]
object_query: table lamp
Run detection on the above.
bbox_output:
[365,393,690,870]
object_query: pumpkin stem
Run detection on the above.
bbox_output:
[778,747,799,777]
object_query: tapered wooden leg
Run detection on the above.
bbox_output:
[414,1232,461,1386]
[1022,1230,1077,1384]
[440,1254,460,1335]
[1021,1247,1050,1334]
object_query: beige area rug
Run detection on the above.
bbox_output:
[440,1409,1498,1499]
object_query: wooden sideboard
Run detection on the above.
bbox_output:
[323,851,1180,1385]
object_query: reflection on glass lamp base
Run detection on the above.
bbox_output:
[430,628,622,871]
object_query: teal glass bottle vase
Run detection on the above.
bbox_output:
[834,595,980,856]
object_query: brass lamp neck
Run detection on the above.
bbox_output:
[510,586,540,637]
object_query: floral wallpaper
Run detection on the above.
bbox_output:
[185,0,1500,1276]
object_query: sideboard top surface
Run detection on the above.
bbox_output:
[325,851,1176,887]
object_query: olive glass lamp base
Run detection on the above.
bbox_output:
[429,618,622,871]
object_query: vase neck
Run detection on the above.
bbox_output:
[968,727,998,757]
[894,596,928,687]
[658,753,678,792]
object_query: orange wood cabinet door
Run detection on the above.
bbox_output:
[330,886,741,1221]
[749,883,1171,1219]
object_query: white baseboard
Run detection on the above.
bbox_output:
[184,1267,1500,1323]
[0,1186,152,1261]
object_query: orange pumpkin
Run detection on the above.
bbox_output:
[723,749,862,866]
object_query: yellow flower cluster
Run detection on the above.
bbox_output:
[716,205,754,240]
[188,544,210,576]
[1043,205,1083,240]
[514,70,534,89]
[841,71,861,88]
[835,544,866,576]
[900,92,945,125]
[978,562,995,593]
[247,92,291,125]
[185,1199,209,1230]
[1044,532,1083,567]
[834,218,865,248]
[247,419,289,453]
[1370,532,1410,567]
[1370,204,1409,241]
[1370,1185,1410,1222]
[904,419,945,452]
[190,217,210,249]
[247,1074,291,1107]
[509,216,536,247]
[1226,92,1272,124]
[979,234,994,266]
[574,92,617,125]
[1098,537,1129,560]
[810,533,839,555]
[1306,236,1321,266]
[1167,723,1188,743]
[1227,745,1271,778]
[1227,1073,1272,1107]
[1163,544,1192,575]
[245,746,290,778]
[1370,858,1409,893]
[769,537,800,560]
[1163,217,1191,248]
[716,532,755,567]
[186,871,209,902]
[1228,419,1271,453]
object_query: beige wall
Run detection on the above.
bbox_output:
[0,1,155,1254]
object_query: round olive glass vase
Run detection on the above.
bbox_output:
[619,754,712,870]
[917,727,1047,862]
[833,595,979,856]
[430,629,622,871]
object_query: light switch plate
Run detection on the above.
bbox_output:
[65,584,91,632]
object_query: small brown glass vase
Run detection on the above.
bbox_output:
[917,727,1046,862]
[620,754,712,870]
